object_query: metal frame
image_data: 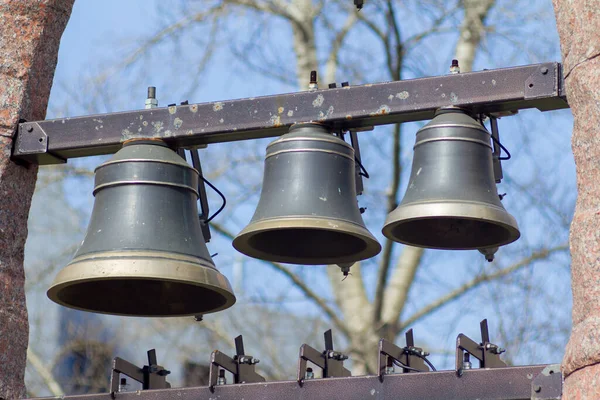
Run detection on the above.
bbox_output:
[37,365,561,400]
[12,62,567,165]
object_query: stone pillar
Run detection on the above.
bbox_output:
[0,1,74,398]
[552,0,600,398]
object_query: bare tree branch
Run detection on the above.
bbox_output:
[381,246,424,327]
[399,244,569,330]
[327,263,372,335]
[27,348,64,397]
[373,123,402,324]
[455,0,496,72]
[324,12,359,84]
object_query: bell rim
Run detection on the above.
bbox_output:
[382,201,520,250]
[232,216,381,265]
[47,250,236,317]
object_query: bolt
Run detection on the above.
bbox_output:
[145,86,158,109]
[541,67,549,75]
[305,367,314,380]
[217,369,227,385]
[26,125,33,132]
[450,59,460,74]
[309,71,318,90]
[533,384,542,393]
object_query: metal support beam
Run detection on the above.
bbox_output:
[13,62,567,165]
[31,365,561,400]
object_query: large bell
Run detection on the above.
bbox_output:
[233,123,381,265]
[382,108,520,249]
[47,140,236,317]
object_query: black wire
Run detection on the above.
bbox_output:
[416,354,437,371]
[355,156,370,179]
[490,134,511,161]
[201,176,226,223]
[391,359,422,373]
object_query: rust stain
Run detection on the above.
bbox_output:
[270,115,282,127]
[278,107,285,114]
[370,105,390,116]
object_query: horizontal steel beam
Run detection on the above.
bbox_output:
[13,62,568,164]
[32,365,561,400]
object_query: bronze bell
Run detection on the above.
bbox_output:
[47,140,236,317]
[382,108,520,250]
[233,123,381,265]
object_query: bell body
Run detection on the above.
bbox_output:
[382,108,520,250]
[47,140,236,317]
[233,124,381,265]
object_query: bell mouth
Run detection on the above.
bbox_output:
[47,251,236,317]
[233,217,381,265]
[382,201,520,250]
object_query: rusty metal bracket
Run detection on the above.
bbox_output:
[531,364,562,400]
[378,329,431,381]
[109,349,171,397]
[297,329,351,385]
[456,319,507,376]
[208,335,265,392]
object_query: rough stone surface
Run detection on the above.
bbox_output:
[563,363,600,399]
[0,1,74,399]
[552,0,600,398]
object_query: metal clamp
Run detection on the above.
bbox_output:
[208,335,265,392]
[297,329,351,385]
[378,329,431,381]
[109,349,171,397]
[176,148,212,242]
[455,319,507,376]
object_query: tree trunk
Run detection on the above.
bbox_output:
[0,1,74,398]
[552,0,600,398]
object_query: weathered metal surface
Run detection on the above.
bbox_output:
[13,62,568,165]
[531,364,561,400]
[31,365,557,400]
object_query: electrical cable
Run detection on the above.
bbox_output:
[489,134,511,161]
[414,354,437,371]
[391,359,423,373]
[355,156,370,178]
[202,176,226,222]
